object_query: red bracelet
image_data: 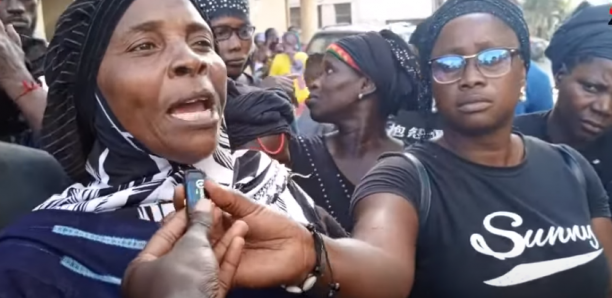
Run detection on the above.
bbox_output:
[15,80,40,102]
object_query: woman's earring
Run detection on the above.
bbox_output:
[358,93,363,100]
[519,86,526,102]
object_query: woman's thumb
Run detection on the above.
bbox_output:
[205,180,260,219]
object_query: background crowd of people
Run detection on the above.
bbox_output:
[0,0,611,297]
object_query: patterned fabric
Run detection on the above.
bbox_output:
[36,90,317,223]
[198,0,249,20]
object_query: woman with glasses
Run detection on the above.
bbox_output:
[515,3,612,211]
[351,0,612,296]
[200,0,295,93]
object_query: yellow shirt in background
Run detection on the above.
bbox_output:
[269,52,309,104]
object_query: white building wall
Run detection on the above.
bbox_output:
[289,0,435,27]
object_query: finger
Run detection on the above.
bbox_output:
[173,185,186,211]
[173,198,214,251]
[139,209,188,259]
[209,205,225,245]
[217,237,245,298]
[161,211,177,226]
[213,220,248,262]
[205,180,261,218]
[285,74,299,80]
[5,25,21,47]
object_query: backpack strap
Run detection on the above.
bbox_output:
[553,144,587,193]
[401,152,432,227]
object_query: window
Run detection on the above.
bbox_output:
[334,3,352,25]
[290,7,301,28]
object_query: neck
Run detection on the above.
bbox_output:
[547,107,582,148]
[440,124,518,167]
[331,115,390,157]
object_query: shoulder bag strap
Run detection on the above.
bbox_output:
[401,152,432,227]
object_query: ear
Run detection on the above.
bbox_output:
[554,68,569,89]
[360,76,377,98]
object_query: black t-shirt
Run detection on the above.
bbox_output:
[514,111,612,211]
[352,136,610,298]
[386,110,442,147]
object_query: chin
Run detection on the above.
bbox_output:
[164,134,219,165]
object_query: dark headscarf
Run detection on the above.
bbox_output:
[422,0,530,70]
[546,3,612,75]
[326,29,425,116]
[41,0,208,182]
[225,89,294,149]
[198,0,249,21]
[409,17,431,50]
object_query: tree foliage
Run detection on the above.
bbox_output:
[521,0,573,39]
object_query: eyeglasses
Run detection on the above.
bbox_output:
[212,25,256,41]
[429,48,520,84]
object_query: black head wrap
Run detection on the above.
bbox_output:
[328,29,426,116]
[224,89,294,149]
[41,0,208,182]
[422,0,530,70]
[546,3,612,75]
[198,0,249,21]
[409,17,431,50]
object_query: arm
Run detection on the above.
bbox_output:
[1,70,47,132]
[309,155,420,298]
[573,148,612,297]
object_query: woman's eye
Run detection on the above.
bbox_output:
[581,82,598,93]
[193,40,213,49]
[130,42,155,52]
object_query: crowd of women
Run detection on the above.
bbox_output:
[0,0,611,297]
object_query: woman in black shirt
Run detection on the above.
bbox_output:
[514,3,612,208]
[290,30,424,231]
[351,0,612,297]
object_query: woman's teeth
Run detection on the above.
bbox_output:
[171,109,213,121]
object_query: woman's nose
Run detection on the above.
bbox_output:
[168,46,209,78]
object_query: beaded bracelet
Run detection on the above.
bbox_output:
[284,223,340,297]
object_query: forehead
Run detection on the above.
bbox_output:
[433,13,519,56]
[571,58,612,80]
[114,0,207,34]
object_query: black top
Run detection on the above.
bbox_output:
[290,135,355,231]
[514,111,612,210]
[352,136,610,298]
[0,142,71,228]
[387,110,442,147]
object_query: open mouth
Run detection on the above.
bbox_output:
[168,93,216,122]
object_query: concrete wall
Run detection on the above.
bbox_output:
[249,0,290,34]
[38,0,291,41]
[289,0,434,26]
[41,0,73,39]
